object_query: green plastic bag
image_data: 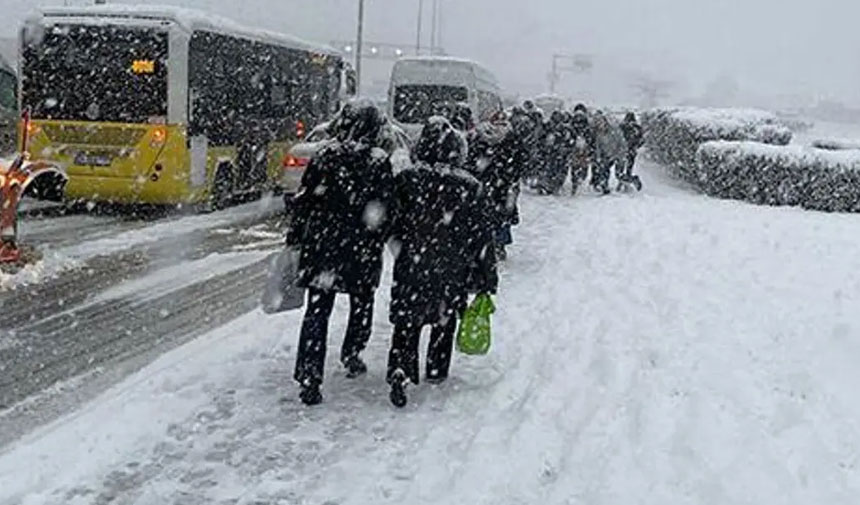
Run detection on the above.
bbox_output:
[456,294,496,355]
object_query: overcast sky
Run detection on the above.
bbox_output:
[2,0,859,107]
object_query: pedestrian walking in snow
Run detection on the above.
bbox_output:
[518,103,546,184]
[287,103,396,406]
[618,112,645,191]
[568,104,597,195]
[591,111,627,195]
[536,110,573,194]
[466,111,530,260]
[387,117,499,408]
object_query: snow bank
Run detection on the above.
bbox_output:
[811,138,860,151]
[642,107,793,182]
[0,252,79,292]
[697,141,860,212]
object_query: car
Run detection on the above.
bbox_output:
[279,120,413,209]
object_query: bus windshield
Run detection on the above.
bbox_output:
[393,84,468,124]
[21,24,168,123]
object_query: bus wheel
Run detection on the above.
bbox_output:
[210,164,234,211]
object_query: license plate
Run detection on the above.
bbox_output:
[74,152,113,167]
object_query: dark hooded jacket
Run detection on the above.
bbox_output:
[620,115,644,151]
[389,118,498,326]
[467,119,530,226]
[287,106,396,294]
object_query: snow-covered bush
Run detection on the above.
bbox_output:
[697,141,860,212]
[642,107,792,182]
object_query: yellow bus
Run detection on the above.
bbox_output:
[19,6,354,208]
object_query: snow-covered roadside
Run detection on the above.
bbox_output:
[61,195,281,260]
[88,250,272,305]
[0,251,80,291]
[791,119,860,148]
[0,195,282,291]
[2,164,860,504]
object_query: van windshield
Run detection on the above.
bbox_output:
[392,84,468,124]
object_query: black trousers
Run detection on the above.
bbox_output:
[618,150,637,182]
[592,160,612,189]
[294,288,374,385]
[387,316,458,385]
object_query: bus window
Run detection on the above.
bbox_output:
[21,24,168,123]
[393,84,468,124]
[0,69,15,111]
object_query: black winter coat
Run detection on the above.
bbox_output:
[620,121,644,151]
[571,120,598,159]
[467,127,530,227]
[287,142,395,294]
[389,163,499,326]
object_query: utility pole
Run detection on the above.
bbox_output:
[430,0,438,55]
[355,0,365,95]
[436,0,443,54]
[415,0,423,55]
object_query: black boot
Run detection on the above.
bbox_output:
[344,355,368,379]
[389,370,408,408]
[632,175,643,192]
[299,379,323,406]
[495,244,508,262]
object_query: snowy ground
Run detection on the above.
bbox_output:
[2,161,860,504]
[1,195,282,291]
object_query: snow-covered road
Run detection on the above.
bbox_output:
[2,161,859,504]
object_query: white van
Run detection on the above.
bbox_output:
[388,56,503,138]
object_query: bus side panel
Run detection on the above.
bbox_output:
[28,122,201,205]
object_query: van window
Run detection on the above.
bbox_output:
[477,90,502,121]
[0,69,15,110]
[393,84,468,124]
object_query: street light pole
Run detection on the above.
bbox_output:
[415,0,423,55]
[355,0,365,95]
[429,0,437,55]
[437,0,443,54]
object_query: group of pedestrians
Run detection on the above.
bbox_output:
[520,101,645,196]
[283,98,645,409]
[286,103,500,408]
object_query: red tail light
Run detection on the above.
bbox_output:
[283,154,309,170]
[296,120,306,139]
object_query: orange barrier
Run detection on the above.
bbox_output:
[1,109,67,264]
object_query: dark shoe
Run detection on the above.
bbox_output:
[299,380,323,406]
[632,176,643,192]
[389,371,408,408]
[344,356,368,379]
[495,245,508,262]
[426,374,448,385]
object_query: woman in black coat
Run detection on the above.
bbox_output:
[466,113,530,260]
[287,104,395,406]
[387,117,499,407]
